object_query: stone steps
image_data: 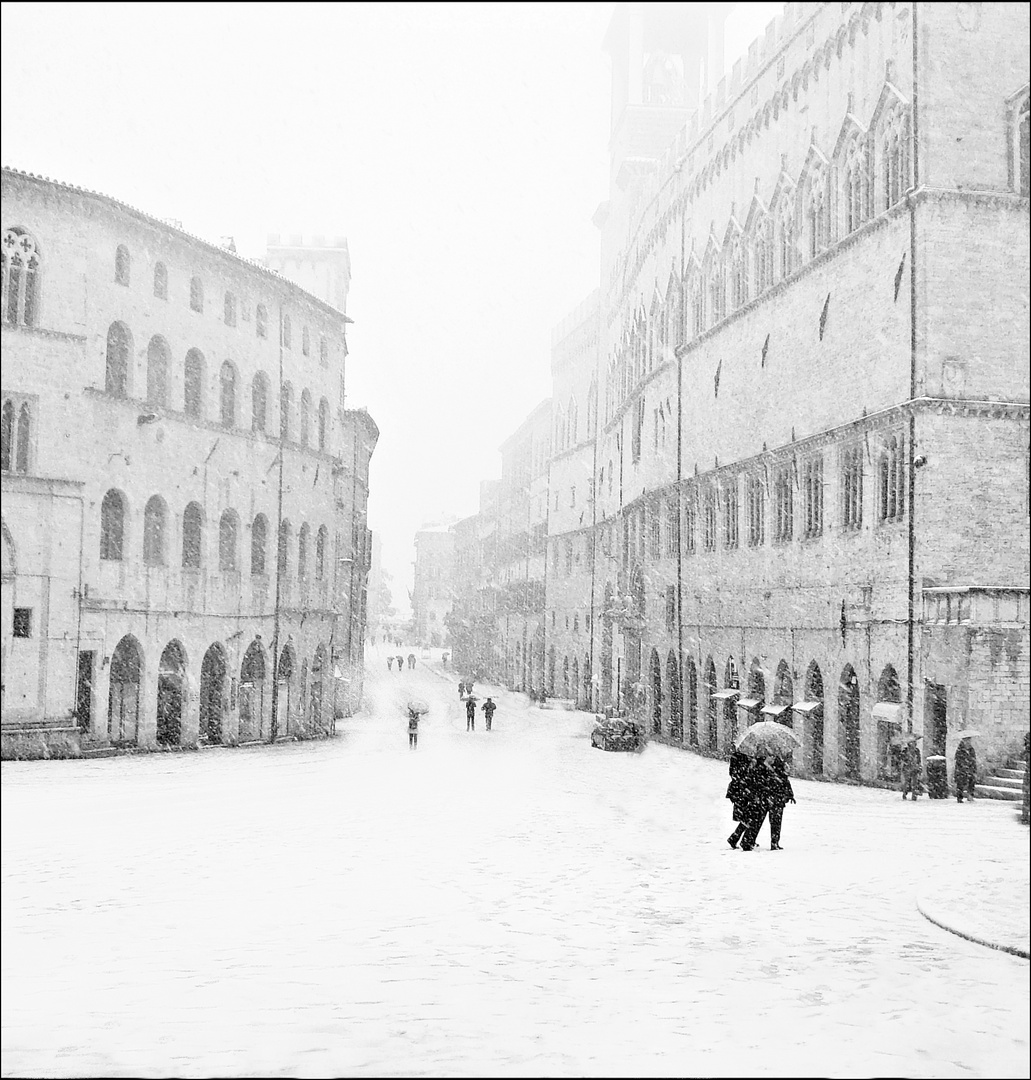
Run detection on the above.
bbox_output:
[976,758,1027,802]
[974,783,1024,801]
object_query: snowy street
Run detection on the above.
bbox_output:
[2,651,1029,1079]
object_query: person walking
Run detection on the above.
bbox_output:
[408,653,417,670]
[465,697,476,732]
[901,739,923,800]
[766,756,796,850]
[396,655,404,674]
[954,736,977,803]
[407,707,420,749]
[740,755,772,851]
[458,681,466,698]
[387,655,394,672]
[726,750,753,849]
[482,697,496,731]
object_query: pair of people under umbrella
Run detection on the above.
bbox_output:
[727,752,795,851]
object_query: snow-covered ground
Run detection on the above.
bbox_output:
[3,646,1029,1079]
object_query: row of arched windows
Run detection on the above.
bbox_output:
[104,322,333,450]
[99,489,332,580]
[114,243,331,360]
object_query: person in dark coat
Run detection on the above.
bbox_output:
[396,655,404,673]
[407,707,420,749]
[387,655,394,671]
[954,737,976,802]
[482,697,496,731]
[408,653,416,670]
[766,756,796,850]
[458,681,466,697]
[740,756,772,851]
[726,751,753,849]
[465,696,476,731]
[901,740,923,800]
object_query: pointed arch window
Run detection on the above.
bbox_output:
[219,362,236,428]
[1,396,32,474]
[143,495,168,566]
[882,107,910,209]
[153,262,168,300]
[282,313,292,350]
[184,349,204,418]
[300,389,312,448]
[316,526,328,580]
[100,490,126,561]
[251,514,268,575]
[182,502,204,568]
[3,228,42,327]
[146,336,170,408]
[691,278,705,337]
[319,337,328,366]
[189,276,204,313]
[318,397,330,452]
[730,237,748,308]
[256,304,268,338]
[298,523,310,580]
[277,519,291,577]
[280,382,293,442]
[219,510,239,571]
[115,245,130,286]
[105,322,132,397]
[804,168,830,259]
[252,373,269,433]
[777,199,797,278]
[302,325,310,356]
[843,135,869,234]
[754,216,773,294]
[878,434,905,522]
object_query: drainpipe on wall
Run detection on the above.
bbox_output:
[269,301,285,742]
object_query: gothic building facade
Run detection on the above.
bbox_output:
[1,168,377,757]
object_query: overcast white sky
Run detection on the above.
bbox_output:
[2,1,781,610]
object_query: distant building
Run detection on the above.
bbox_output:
[1,168,378,757]
[412,525,454,647]
[265,234,351,315]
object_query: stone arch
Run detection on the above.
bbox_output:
[108,634,143,746]
[803,661,825,775]
[240,639,267,740]
[309,643,327,733]
[277,643,296,736]
[199,642,228,744]
[157,639,187,747]
[838,663,861,778]
[705,655,718,750]
[877,664,901,703]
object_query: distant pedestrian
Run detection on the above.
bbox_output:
[408,653,417,670]
[740,756,772,851]
[766,756,795,850]
[387,655,394,671]
[725,750,753,849]
[465,680,474,697]
[465,697,476,731]
[901,740,923,800]
[482,697,496,731]
[458,681,466,697]
[396,655,404,673]
[954,737,976,803]
[407,708,420,749]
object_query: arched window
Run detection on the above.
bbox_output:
[319,337,328,366]
[730,236,748,308]
[300,389,312,448]
[143,495,167,566]
[105,321,132,397]
[2,228,42,327]
[153,262,168,300]
[282,313,292,350]
[280,382,293,442]
[315,525,328,579]
[251,513,268,575]
[182,502,203,568]
[219,361,236,428]
[1013,90,1029,196]
[302,325,310,356]
[190,276,204,313]
[777,198,797,278]
[252,373,269,433]
[219,510,239,571]
[1,397,32,474]
[184,348,204,418]
[882,107,909,209]
[256,304,268,339]
[879,434,905,522]
[224,291,236,326]
[691,278,705,337]
[804,168,829,259]
[277,519,291,577]
[843,135,869,234]
[115,244,130,286]
[297,522,309,580]
[318,397,329,452]
[146,335,170,407]
[753,216,773,294]
[100,490,125,561]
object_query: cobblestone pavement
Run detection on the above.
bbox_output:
[3,655,1029,1078]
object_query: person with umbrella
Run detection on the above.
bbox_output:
[954,732,978,803]
[766,756,796,850]
[900,734,923,800]
[726,750,753,849]
[465,694,478,731]
[739,755,773,851]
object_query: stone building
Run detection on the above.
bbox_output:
[475,1,1030,784]
[493,401,552,693]
[412,525,454,647]
[448,480,501,678]
[1,167,377,757]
